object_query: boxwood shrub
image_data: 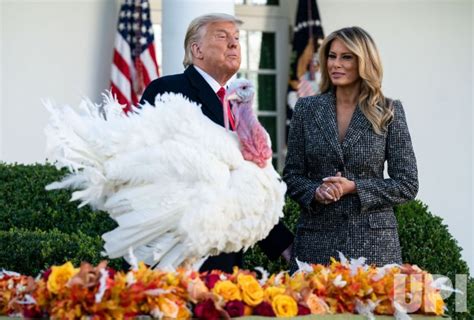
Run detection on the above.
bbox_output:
[0,163,122,275]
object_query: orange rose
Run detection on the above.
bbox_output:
[244,304,254,316]
[306,293,329,314]
[187,277,209,302]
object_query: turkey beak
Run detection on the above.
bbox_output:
[225,93,241,102]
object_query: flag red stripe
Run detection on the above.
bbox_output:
[135,58,151,86]
[111,82,130,107]
[136,44,159,86]
[113,49,132,80]
[131,91,138,106]
[111,0,159,110]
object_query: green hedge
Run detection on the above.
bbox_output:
[0,162,472,318]
[0,163,122,275]
[396,201,474,319]
[0,163,117,236]
[0,227,122,275]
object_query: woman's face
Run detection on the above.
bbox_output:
[327,39,360,88]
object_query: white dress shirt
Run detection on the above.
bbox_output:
[194,65,236,93]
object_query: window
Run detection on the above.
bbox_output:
[236,3,289,170]
[238,31,279,168]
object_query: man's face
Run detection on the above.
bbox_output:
[193,21,241,83]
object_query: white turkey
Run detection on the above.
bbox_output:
[44,78,286,269]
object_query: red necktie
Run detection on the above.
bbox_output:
[217,87,235,130]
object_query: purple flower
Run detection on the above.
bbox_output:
[254,301,276,317]
[298,304,311,315]
[204,273,220,290]
[225,300,245,317]
[194,299,220,320]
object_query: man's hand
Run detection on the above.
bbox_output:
[281,244,292,263]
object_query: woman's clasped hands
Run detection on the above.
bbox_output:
[314,172,356,205]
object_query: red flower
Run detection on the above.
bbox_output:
[42,268,52,281]
[254,301,276,317]
[204,273,220,290]
[107,267,116,279]
[22,306,43,319]
[298,304,311,315]
[225,300,245,317]
[194,299,220,320]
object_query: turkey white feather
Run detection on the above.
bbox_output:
[45,79,286,269]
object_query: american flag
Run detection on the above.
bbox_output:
[297,78,317,97]
[286,0,324,140]
[111,0,159,112]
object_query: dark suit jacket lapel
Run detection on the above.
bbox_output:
[341,105,371,151]
[311,92,344,164]
[185,65,224,125]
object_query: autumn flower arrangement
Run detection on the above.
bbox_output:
[0,256,446,319]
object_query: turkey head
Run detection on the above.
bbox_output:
[225,79,273,168]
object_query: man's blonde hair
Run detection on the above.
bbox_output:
[183,13,242,68]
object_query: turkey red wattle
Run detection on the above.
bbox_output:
[225,79,273,168]
[232,104,272,168]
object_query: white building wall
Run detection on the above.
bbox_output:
[0,0,118,163]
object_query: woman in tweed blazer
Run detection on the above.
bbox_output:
[283,27,418,272]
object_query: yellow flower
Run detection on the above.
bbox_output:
[422,291,445,315]
[46,262,79,294]
[238,274,264,306]
[272,294,298,317]
[289,272,306,291]
[165,272,179,286]
[264,286,286,302]
[212,280,242,301]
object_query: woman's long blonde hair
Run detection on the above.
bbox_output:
[319,26,393,134]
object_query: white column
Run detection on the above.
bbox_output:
[0,0,4,160]
[162,0,235,76]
